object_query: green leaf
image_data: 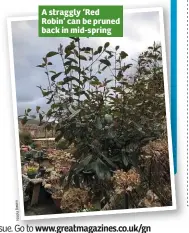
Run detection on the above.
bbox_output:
[122,64,132,71]
[67,57,78,64]
[115,46,120,51]
[128,153,139,167]
[122,155,129,167]
[99,59,111,66]
[90,158,111,180]
[27,108,31,113]
[51,72,62,81]
[36,64,46,68]
[81,70,86,75]
[43,57,47,63]
[46,51,59,57]
[104,42,110,49]
[96,117,102,130]
[64,61,72,66]
[100,154,117,169]
[93,50,99,55]
[68,109,81,120]
[68,105,76,114]
[47,62,53,65]
[75,155,93,173]
[98,46,103,53]
[78,91,90,100]
[46,109,52,117]
[105,50,112,56]
[79,55,87,61]
[65,43,75,54]
[85,47,92,53]
[120,51,128,59]
[49,70,56,74]
[70,66,81,73]
[82,76,89,82]
[108,55,114,59]
[80,47,86,52]
[46,95,54,104]
[63,76,82,86]
[57,81,64,86]
[101,66,108,71]
[65,51,73,59]
[65,67,71,75]
[74,49,79,57]
[116,70,123,81]
[104,79,112,85]
[111,86,123,93]
[90,80,101,86]
[42,90,53,97]
[51,103,59,109]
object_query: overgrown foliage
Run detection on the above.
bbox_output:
[20,38,166,199]
[56,139,70,150]
[19,131,33,145]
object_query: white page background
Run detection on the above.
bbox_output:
[0,0,186,231]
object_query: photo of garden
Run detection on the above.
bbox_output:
[10,10,174,217]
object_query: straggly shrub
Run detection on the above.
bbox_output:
[141,139,168,157]
[138,190,161,208]
[20,38,171,208]
[19,131,33,145]
[56,139,70,150]
[60,188,90,213]
[112,168,140,194]
[139,139,172,206]
[52,189,64,199]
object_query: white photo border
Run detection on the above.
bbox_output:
[7,7,176,221]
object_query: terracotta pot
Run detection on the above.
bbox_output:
[27,173,37,179]
[52,197,62,210]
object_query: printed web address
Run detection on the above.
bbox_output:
[35,224,151,233]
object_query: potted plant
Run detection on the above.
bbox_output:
[38,166,46,177]
[27,166,38,179]
[52,189,64,210]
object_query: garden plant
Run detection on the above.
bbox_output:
[20,37,168,211]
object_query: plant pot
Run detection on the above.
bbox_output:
[39,168,46,177]
[52,196,62,210]
[27,173,37,179]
